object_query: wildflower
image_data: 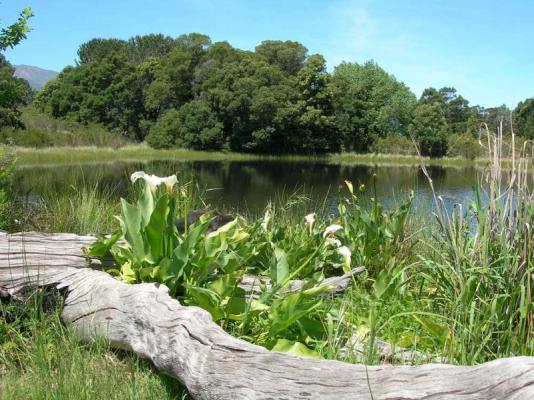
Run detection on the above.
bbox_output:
[326,237,341,248]
[261,208,272,232]
[304,213,315,228]
[130,171,178,193]
[323,224,343,237]
[344,180,353,194]
[337,245,352,272]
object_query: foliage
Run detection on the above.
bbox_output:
[409,102,448,157]
[369,135,417,155]
[0,291,189,399]
[514,98,534,139]
[0,54,31,129]
[0,146,13,229]
[446,133,484,160]
[413,128,534,362]
[147,102,223,150]
[88,173,416,355]
[0,106,128,147]
[332,61,416,152]
[0,6,33,51]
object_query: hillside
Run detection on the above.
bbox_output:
[14,65,58,90]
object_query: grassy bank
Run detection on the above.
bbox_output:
[10,144,499,168]
[0,294,189,400]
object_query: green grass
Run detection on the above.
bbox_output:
[13,145,521,170]
[0,293,190,400]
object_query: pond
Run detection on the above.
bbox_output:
[15,159,483,216]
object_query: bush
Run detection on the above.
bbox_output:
[146,101,224,150]
[447,133,484,160]
[146,109,180,149]
[370,135,416,155]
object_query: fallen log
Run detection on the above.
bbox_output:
[238,266,365,297]
[1,231,534,400]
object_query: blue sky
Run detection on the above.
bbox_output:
[2,0,533,108]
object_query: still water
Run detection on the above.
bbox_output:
[15,160,482,215]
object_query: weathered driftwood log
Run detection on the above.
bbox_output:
[1,231,534,400]
[238,266,365,297]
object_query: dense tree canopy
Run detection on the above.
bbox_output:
[0,7,33,129]
[514,98,534,139]
[31,32,530,157]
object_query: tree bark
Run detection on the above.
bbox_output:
[1,231,534,400]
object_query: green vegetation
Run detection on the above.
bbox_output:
[0,146,14,230]
[0,293,189,399]
[1,32,526,158]
[0,107,129,147]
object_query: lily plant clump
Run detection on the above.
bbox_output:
[89,172,413,358]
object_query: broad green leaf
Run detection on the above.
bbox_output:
[271,339,323,359]
[145,194,170,263]
[270,247,289,285]
[120,199,146,262]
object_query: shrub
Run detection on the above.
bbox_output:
[447,133,484,160]
[146,101,224,150]
[370,135,416,155]
[146,109,180,149]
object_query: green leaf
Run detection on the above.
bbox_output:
[270,247,289,285]
[86,229,121,258]
[119,199,146,262]
[187,286,225,321]
[144,194,170,263]
[413,315,449,346]
[271,339,323,359]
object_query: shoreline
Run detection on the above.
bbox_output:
[6,144,507,168]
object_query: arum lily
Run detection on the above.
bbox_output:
[131,171,178,193]
[325,237,341,248]
[323,224,343,238]
[304,213,315,229]
[337,245,352,272]
[261,208,272,232]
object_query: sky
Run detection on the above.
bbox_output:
[2,0,533,108]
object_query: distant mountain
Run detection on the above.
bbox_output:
[14,65,58,90]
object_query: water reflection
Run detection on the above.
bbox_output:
[15,160,482,215]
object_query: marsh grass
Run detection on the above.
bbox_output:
[0,291,189,400]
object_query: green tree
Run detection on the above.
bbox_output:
[0,54,31,128]
[77,38,128,64]
[332,61,416,152]
[255,40,307,75]
[514,98,534,139]
[409,102,449,157]
[420,87,474,135]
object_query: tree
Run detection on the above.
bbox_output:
[332,61,416,152]
[420,87,474,135]
[514,98,534,139]
[0,54,31,128]
[255,40,307,75]
[77,38,128,64]
[409,102,449,157]
[0,6,33,51]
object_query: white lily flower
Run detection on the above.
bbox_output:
[304,213,315,228]
[131,171,178,193]
[337,245,352,272]
[323,224,343,237]
[326,237,342,248]
[261,208,272,232]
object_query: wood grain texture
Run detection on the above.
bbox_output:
[2,231,534,400]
